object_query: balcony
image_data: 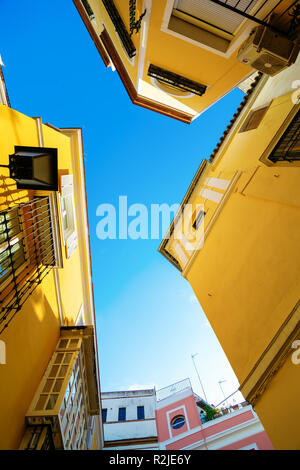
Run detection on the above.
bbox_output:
[19,326,100,450]
[156,378,192,402]
[102,0,136,58]
[0,196,58,335]
[203,0,300,37]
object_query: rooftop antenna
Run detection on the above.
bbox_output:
[218,380,227,407]
[191,353,208,404]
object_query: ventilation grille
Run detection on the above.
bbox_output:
[251,52,287,75]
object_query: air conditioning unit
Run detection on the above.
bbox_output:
[237,25,300,76]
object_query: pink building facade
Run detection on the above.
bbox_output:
[155,379,274,450]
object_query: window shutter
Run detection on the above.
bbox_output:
[61,175,73,197]
[60,175,78,259]
[66,231,77,259]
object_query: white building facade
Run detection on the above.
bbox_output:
[101,389,158,450]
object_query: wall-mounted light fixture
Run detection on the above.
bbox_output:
[0,146,58,191]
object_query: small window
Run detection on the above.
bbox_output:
[118,407,126,421]
[239,105,269,133]
[60,175,77,258]
[268,110,300,163]
[171,415,185,430]
[192,210,206,230]
[102,408,107,423]
[137,406,145,420]
[75,306,85,326]
[81,0,95,20]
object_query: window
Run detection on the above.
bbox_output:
[148,64,207,97]
[174,0,260,36]
[60,175,77,258]
[192,209,206,230]
[168,0,277,54]
[102,408,107,423]
[118,407,126,421]
[25,335,89,449]
[0,197,57,335]
[268,110,300,163]
[75,306,85,326]
[239,105,269,133]
[137,406,145,420]
[171,415,185,429]
[81,0,95,20]
[0,209,25,283]
[102,0,136,59]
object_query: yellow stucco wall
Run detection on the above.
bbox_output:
[163,87,300,449]
[0,105,86,448]
[187,190,300,383]
[254,350,300,450]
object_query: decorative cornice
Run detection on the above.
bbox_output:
[239,299,300,405]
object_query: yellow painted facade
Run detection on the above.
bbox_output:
[0,104,103,449]
[159,57,300,449]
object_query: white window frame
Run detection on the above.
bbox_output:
[59,175,78,259]
[75,305,85,326]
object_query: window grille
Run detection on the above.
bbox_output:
[0,197,56,335]
[148,64,207,97]
[269,111,300,162]
[81,0,95,19]
[102,0,136,58]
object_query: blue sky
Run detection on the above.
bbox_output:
[1,0,245,406]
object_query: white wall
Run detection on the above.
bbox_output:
[102,390,157,442]
[104,419,157,442]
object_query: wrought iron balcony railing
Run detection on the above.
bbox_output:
[208,0,300,37]
[269,110,300,162]
[102,0,136,58]
[0,196,56,334]
[148,64,207,97]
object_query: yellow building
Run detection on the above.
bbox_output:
[159,53,300,449]
[73,0,300,123]
[0,68,103,450]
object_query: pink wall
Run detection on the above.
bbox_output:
[156,390,274,450]
[219,431,274,450]
[155,393,201,443]
[157,400,274,450]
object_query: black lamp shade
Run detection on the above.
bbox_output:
[9,146,58,191]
